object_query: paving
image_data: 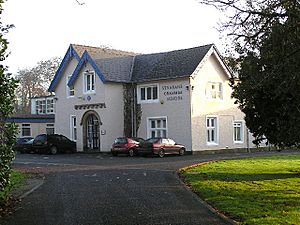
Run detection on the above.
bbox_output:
[1,150,298,225]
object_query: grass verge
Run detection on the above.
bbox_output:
[0,170,27,217]
[180,154,300,225]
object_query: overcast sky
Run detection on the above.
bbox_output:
[2,0,223,75]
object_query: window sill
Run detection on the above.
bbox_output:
[139,99,159,104]
[207,142,219,146]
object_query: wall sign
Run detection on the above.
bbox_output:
[162,84,183,101]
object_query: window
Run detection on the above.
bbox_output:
[36,100,46,114]
[21,124,31,137]
[84,72,95,93]
[206,82,223,100]
[46,124,55,135]
[70,115,77,141]
[67,75,75,97]
[148,117,167,138]
[233,121,243,143]
[206,117,218,144]
[139,84,158,103]
[46,99,54,114]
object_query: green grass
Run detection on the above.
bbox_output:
[180,154,300,225]
[0,171,27,201]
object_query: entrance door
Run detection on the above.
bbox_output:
[86,114,100,150]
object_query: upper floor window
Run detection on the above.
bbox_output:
[206,82,223,100]
[46,99,54,114]
[67,75,75,97]
[84,71,95,93]
[233,121,244,143]
[138,84,158,103]
[35,98,54,114]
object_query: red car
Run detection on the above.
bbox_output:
[111,137,144,157]
[138,138,185,158]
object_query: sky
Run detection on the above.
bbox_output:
[2,0,223,75]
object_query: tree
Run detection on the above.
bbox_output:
[0,0,18,202]
[15,57,61,114]
[201,0,300,146]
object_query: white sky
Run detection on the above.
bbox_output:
[2,0,224,75]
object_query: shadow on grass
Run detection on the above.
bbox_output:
[186,172,300,182]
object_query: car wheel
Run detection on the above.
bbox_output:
[158,149,165,158]
[179,148,185,156]
[128,149,135,157]
[50,146,58,155]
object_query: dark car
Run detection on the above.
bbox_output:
[111,137,145,157]
[32,134,76,155]
[14,137,34,153]
[138,137,185,158]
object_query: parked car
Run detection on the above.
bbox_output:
[111,137,145,157]
[32,134,76,155]
[14,137,34,153]
[138,138,185,158]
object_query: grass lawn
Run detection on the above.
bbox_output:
[0,170,27,201]
[180,154,300,225]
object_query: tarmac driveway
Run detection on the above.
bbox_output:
[2,151,288,225]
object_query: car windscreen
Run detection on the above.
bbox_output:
[114,138,127,144]
[34,135,47,142]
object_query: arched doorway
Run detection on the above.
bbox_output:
[81,111,101,151]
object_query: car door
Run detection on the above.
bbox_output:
[168,138,178,153]
[161,138,172,153]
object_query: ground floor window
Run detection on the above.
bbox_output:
[46,124,55,135]
[21,124,31,137]
[70,115,77,141]
[206,116,218,144]
[233,121,243,143]
[148,117,167,138]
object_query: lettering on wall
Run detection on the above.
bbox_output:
[162,84,183,101]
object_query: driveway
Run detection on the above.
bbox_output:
[1,151,292,225]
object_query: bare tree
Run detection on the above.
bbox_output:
[15,57,61,114]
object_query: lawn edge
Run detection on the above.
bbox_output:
[177,161,239,225]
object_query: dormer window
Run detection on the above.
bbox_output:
[84,71,95,93]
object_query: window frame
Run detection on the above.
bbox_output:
[138,84,159,104]
[206,81,223,100]
[46,123,55,135]
[84,71,96,94]
[206,116,219,145]
[21,124,31,137]
[70,115,77,141]
[66,75,75,97]
[233,121,244,143]
[147,116,168,139]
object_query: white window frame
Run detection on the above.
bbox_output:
[70,115,77,141]
[46,98,54,114]
[46,123,55,135]
[206,116,219,145]
[206,82,223,100]
[66,75,75,97]
[147,116,167,138]
[21,124,31,137]
[84,71,95,94]
[137,84,159,104]
[233,121,244,143]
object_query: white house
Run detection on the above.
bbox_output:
[8,95,55,138]
[48,44,255,153]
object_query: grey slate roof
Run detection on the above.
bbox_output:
[131,44,213,82]
[94,56,134,83]
[83,44,214,83]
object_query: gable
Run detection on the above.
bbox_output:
[48,44,81,92]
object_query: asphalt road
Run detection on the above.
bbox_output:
[2,151,296,225]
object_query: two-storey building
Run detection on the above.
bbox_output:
[49,44,255,153]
